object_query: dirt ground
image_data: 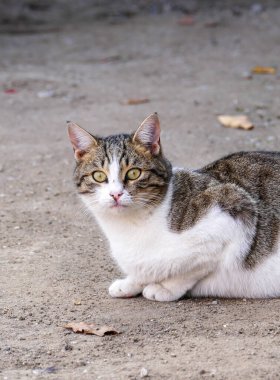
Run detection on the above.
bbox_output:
[1,6,280,380]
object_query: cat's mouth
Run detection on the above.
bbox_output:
[109,202,128,210]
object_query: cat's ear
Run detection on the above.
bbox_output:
[67,121,97,161]
[132,113,161,155]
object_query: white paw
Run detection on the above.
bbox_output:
[109,278,142,298]
[143,283,179,302]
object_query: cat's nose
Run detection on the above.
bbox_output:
[110,191,124,202]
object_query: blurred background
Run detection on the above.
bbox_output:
[1,0,279,167]
[1,1,280,379]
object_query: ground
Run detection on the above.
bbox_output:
[1,6,280,380]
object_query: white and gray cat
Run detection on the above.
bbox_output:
[68,113,280,301]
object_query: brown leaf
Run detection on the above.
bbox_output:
[251,66,276,75]
[177,16,195,26]
[64,322,120,337]
[218,115,254,130]
[124,98,150,105]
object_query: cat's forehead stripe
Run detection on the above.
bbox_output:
[101,135,129,165]
[103,141,113,164]
[98,136,132,169]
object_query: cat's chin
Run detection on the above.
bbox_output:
[106,203,145,215]
[109,204,128,210]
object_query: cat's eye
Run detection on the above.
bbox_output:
[93,171,107,183]
[126,168,141,181]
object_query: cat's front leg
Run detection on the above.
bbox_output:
[109,277,143,298]
[143,276,196,302]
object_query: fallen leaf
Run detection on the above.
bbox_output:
[64,322,120,337]
[218,115,254,130]
[73,299,82,305]
[4,88,17,94]
[177,16,195,26]
[124,98,150,105]
[251,66,276,75]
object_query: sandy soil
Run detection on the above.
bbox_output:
[1,7,280,380]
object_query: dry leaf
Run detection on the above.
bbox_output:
[73,299,81,305]
[124,98,150,105]
[177,16,195,26]
[64,322,120,337]
[251,66,276,75]
[218,115,254,130]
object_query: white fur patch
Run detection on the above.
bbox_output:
[108,158,123,195]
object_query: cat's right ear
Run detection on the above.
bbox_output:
[67,121,97,162]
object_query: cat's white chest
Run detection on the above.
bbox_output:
[95,203,175,275]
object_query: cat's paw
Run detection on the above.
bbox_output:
[109,278,142,298]
[143,283,179,302]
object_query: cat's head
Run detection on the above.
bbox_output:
[68,113,172,215]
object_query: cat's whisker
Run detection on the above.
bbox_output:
[133,195,164,207]
[80,207,94,219]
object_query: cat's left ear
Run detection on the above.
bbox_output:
[67,121,98,162]
[132,113,161,155]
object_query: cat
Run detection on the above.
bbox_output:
[68,113,280,301]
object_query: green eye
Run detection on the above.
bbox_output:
[93,171,107,183]
[126,168,141,180]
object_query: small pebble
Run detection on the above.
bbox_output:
[64,342,73,351]
[33,367,57,375]
[241,71,253,80]
[37,90,55,98]
[140,367,148,378]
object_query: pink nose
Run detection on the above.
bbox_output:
[110,192,123,202]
